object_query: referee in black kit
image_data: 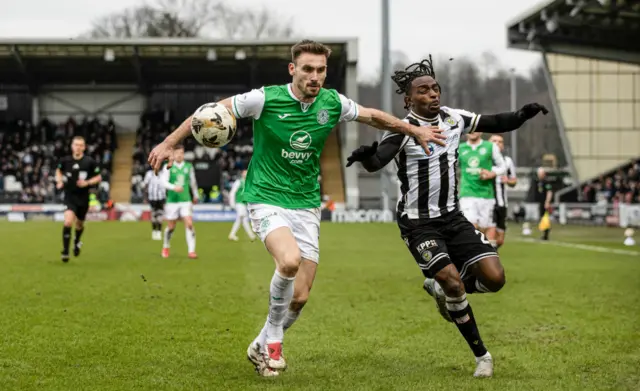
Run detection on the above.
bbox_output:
[55,136,102,262]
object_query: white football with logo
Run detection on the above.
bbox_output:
[190,103,237,148]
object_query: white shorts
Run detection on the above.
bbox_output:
[247,203,321,263]
[164,202,193,220]
[234,203,248,218]
[460,197,496,229]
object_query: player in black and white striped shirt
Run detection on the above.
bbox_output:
[488,135,517,249]
[346,57,547,378]
[143,167,167,240]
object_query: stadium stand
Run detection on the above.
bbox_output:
[0,117,116,204]
[508,0,640,204]
[580,158,640,204]
[0,38,358,207]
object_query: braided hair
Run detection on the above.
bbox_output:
[391,55,437,110]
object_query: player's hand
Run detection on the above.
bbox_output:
[148,141,175,174]
[410,125,446,155]
[76,179,88,188]
[56,181,64,190]
[500,175,509,182]
[518,103,549,120]
[174,185,184,193]
[346,142,378,167]
[192,197,198,204]
[544,201,551,211]
[480,169,496,180]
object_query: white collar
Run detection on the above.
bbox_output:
[409,110,438,122]
[287,84,316,111]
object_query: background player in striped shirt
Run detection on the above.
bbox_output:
[228,169,256,242]
[346,57,547,378]
[488,135,517,249]
[158,145,198,259]
[143,164,167,241]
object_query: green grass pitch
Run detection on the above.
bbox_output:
[0,222,638,391]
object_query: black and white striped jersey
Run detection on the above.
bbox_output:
[494,156,516,207]
[380,107,480,220]
[143,169,166,201]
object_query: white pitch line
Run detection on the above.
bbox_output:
[515,237,640,257]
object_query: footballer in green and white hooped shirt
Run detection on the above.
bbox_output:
[158,145,199,259]
[147,39,446,377]
[458,131,506,242]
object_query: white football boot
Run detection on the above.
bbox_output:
[474,352,493,378]
[247,341,279,377]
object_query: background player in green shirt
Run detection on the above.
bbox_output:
[158,145,199,259]
[147,40,446,377]
[458,131,506,247]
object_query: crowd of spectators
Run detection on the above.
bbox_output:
[130,106,254,203]
[581,157,640,204]
[0,117,116,204]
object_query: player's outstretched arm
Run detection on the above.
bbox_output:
[346,134,405,172]
[355,105,445,156]
[148,92,260,173]
[475,103,548,134]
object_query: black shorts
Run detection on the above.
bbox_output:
[150,199,166,212]
[398,210,498,280]
[494,206,507,231]
[65,200,89,221]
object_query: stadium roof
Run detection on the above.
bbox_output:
[0,37,356,91]
[507,0,640,63]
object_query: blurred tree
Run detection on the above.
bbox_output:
[85,0,295,39]
[356,52,564,167]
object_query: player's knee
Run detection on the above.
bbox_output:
[482,261,506,292]
[278,251,301,277]
[434,267,465,297]
[75,221,84,230]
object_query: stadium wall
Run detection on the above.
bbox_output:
[544,53,640,182]
[2,202,638,227]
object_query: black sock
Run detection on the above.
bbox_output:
[74,228,84,245]
[463,277,492,295]
[463,277,479,294]
[542,229,550,240]
[152,222,158,231]
[446,294,488,357]
[62,226,72,253]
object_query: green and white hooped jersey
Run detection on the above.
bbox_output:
[458,140,505,199]
[160,162,198,203]
[231,84,359,209]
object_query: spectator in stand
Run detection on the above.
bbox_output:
[579,157,640,205]
[0,116,116,203]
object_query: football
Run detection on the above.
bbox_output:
[190,102,237,148]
